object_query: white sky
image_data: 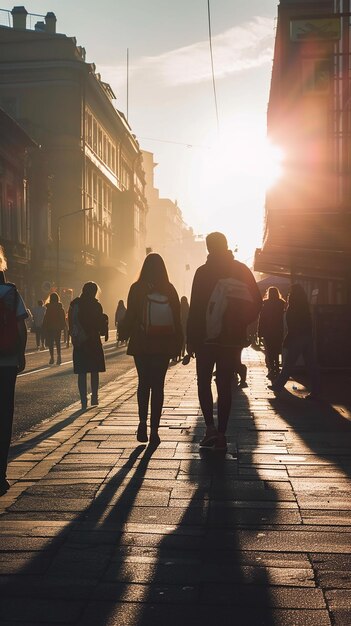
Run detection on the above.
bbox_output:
[0,0,279,264]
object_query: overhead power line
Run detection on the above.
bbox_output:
[207,0,220,135]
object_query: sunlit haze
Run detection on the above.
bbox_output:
[0,0,278,264]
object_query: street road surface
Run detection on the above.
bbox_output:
[13,336,134,441]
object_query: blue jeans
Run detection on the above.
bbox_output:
[274,334,320,395]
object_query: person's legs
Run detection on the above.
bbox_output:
[78,373,88,408]
[196,345,217,432]
[35,328,40,349]
[215,348,237,435]
[39,327,45,349]
[0,367,18,492]
[55,331,62,364]
[91,372,99,404]
[271,339,302,392]
[134,356,151,442]
[301,336,320,396]
[149,355,170,437]
[47,331,54,363]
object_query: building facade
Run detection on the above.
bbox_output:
[254,0,351,365]
[0,6,147,314]
[142,150,206,297]
[0,106,36,301]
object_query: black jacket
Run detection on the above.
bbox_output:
[187,250,262,351]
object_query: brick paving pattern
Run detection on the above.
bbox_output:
[0,348,350,625]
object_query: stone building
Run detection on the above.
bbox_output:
[0,6,147,314]
[254,0,351,365]
[0,106,36,301]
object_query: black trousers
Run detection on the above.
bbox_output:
[134,354,169,432]
[0,366,17,481]
[196,344,240,434]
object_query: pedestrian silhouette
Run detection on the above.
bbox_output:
[115,299,127,346]
[68,281,107,410]
[42,292,66,365]
[119,253,182,446]
[268,283,320,399]
[32,299,46,350]
[0,245,28,496]
[258,286,285,380]
[187,231,262,451]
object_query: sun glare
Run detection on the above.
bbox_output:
[187,118,285,262]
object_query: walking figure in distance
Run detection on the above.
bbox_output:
[0,246,28,496]
[119,253,182,446]
[187,232,262,451]
[180,296,190,360]
[115,299,127,346]
[42,292,66,365]
[68,282,108,410]
[268,283,320,399]
[32,299,46,350]
[258,286,285,380]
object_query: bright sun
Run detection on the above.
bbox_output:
[189,117,284,263]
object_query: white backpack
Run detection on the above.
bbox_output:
[143,292,174,337]
[206,277,254,341]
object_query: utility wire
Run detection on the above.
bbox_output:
[207,0,220,136]
[139,136,209,149]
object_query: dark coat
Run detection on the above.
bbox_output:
[283,304,313,348]
[258,298,285,342]
[68,296,106,374]
[42,302,66,333]
[120,280,182,357]
[187,250,262,352]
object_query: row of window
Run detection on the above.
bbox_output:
[85,107,117,174]
[85,165,113,254]
[0,180,27,244]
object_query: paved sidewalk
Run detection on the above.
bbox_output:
[0,349,351,626]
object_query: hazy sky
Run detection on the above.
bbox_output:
[0,1,279,264]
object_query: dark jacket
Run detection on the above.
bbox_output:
[283,304,312,348]
[68,296,106,373]
[258,298,285,342]
[187,250,262,351]
[120,280,182,357]
[42,302,66,333]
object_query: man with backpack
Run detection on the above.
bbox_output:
[187,232,262,451]
[0,246,28,496]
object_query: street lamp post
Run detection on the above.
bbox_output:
[56,207,94,294]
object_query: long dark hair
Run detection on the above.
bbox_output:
[138,253,170,290]
[264,286,282,301]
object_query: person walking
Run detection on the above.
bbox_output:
[187,232,262,451]
[258,286,285,380]
[0,246,28,496]
[268,283,320,399]
[119,253,182,446]
[42,292,66,365]
[68,282,107,410]
[32,299,46,350]
[115,299,127,346]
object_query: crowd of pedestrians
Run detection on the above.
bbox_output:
[0,233,322,495]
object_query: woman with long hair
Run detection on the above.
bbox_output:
[68,282,107,409]
[115,299,127,346]
[119,253,182,446]
[258,286,285,379]
[269,284,320,398]
[42,292,66,365]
